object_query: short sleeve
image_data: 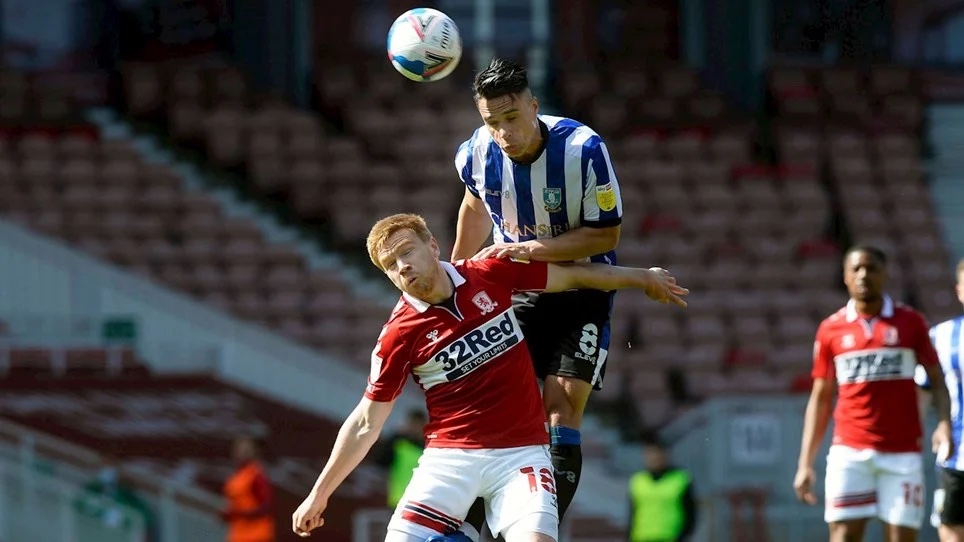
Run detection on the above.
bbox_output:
[473,258,549,292]
[581,137,623,228]
[915,364,931,389]
[913,311,940,368]
[365,324,411,402]
[811,322,835,380]
[455,134,480,198]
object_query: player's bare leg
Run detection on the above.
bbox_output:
[940,524,964,542]
[829,518,869,542]
[543,375,593,520]
[882,523,917,542]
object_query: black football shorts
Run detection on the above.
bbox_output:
[511,289,614,391]
[937,467,964,526]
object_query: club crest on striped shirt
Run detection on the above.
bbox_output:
[542,187,562,213]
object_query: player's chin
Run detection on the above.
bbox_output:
[402,280,425,295]
[502,144,523,157]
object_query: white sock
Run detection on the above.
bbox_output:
[459,524,481,542]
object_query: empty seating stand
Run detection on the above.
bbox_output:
[0,346,146,378]
[0,121,389,369]
[0,373,381,541]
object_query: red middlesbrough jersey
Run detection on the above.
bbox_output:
[812,296,940,452]
[366,258,550,449]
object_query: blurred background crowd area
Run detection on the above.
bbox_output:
[1,0,963,541]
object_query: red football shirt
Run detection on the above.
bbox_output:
[812,296,940,452]
[366,258,550,449]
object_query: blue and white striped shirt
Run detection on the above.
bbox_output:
[454,115,623,265]
[916,315,964,470]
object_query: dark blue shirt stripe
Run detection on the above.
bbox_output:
[458,130,479,197]
[950,317,962,464]
[546,121,579,236]
[511,162,537,241]
[483,140,510,242]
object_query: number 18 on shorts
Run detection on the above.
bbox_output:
[824,445,925,528]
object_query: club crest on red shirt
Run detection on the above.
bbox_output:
[472,291,498,314]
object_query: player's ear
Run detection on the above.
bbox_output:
[430,237,440,258]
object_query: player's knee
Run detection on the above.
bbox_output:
[829,520,867,542]
[884,524,919,542]
[542,376,591,428]
[940,525,964,542]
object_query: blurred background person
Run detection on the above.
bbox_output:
[222,435,275,542]
[75,456,158,542]
[627,437,697,542]
[375,408,428,510]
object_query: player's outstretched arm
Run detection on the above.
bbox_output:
[474,225,621,263]
[543,262,688,307]
[452,188,493,261]
[292,397,395,537]
[794,377,835,505]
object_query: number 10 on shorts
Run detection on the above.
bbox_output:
[520,466,557,494]
[902,482,922,506]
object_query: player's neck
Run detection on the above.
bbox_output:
[853,298,883,318]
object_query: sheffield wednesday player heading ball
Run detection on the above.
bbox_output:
[451,58,624,527]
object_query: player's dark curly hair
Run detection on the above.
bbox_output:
[472,58,530,100]
[844,245,888,266]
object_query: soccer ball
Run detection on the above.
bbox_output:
[387,8,462,82]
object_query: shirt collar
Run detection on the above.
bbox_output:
[402,261,466,313]
[846,294,894,322]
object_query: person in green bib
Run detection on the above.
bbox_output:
[376,408,428,508]
[627,437,697,542]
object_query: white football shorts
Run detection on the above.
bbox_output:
[386,445,559,541]
[824,444,924,529]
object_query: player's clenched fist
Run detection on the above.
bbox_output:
[793,466,817,505]
[292,493,328,537]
